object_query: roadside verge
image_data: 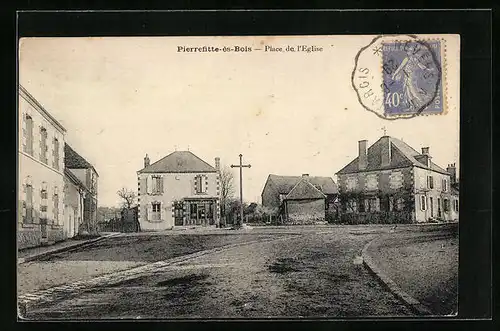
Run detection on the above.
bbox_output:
[361,235,433,315]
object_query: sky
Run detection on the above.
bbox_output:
[19,35,460,207]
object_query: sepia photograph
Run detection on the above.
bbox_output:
[17,33,460,319]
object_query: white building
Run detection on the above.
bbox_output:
[137,151,221,231]
[18,85,66,249]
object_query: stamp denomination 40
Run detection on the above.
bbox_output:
[352,35,445,120]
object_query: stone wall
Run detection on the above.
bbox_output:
[18,226,42,250]
[285,199,325,224]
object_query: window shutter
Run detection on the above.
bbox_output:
[21,115,27,151]
[160,176,164,193]
[160,202,164,220]
[147,203,152,220]
[204,175,208,193]
[146,175,152,194]
[194,175,198,194]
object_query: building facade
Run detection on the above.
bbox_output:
[64,144,99,234]
[137,151,221,231]
[63,168,88,238]
[336,136,459,223]
[261,174,339,224]
[18,85,66,249]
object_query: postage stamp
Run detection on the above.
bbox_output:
[352,35,446,120]
[381,39,443,117]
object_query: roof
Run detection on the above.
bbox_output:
[336,136,450,175]
[19,85,67,133]
[285,178,326,200]
[64,168,89,191]
[138,151,217,173]
[64,143,98,175]
[266,174,338,195]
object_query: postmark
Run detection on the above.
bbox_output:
[352,35,446,120]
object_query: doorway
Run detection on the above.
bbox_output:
[430,197,434,217]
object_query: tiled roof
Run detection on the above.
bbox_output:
[267,174,338,195]
[64,143,97,174]
[138,151,216,173]
[285,178,326,200]
[336,136,450,175]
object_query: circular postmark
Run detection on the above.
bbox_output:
[352,34,443,120]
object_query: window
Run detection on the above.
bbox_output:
[25,183,33,223]
[53,138,60,170]
[23,115,34,155]
[152,176,163,194]
[454,200,459,212]
[40,182,48,216]
[396,198,405,211]
[195,175,206,194]
[442,179,448,192]
[420,195,427,211]
[358,198,365,212]
[40,127,48,164]
[151,202,161,220]
[444,199,450,212]
[427,176,434,189]
[53,189,59,223]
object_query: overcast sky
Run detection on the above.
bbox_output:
[19,35,460,207]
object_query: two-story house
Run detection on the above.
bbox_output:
[336,136,459,223]
[18,85,66,249]
[64,143,99,234]
[137,151,221,231]
[261,174,339,224]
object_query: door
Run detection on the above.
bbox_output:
[430,197,434,217]
[174,202,184,226]
[197,203,206,225]
[437,198,442,218]
[40,218,48,240]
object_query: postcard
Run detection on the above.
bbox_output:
[18,34,460,319]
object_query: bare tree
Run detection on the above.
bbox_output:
[220,166,235,220]
[117,188,137,209]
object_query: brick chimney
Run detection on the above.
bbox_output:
[358,140,368,170]
[215,157,220,171]
[447,163,457,184]
[380,136,391,167]
[420,147,431,167]
[144,154,150,168]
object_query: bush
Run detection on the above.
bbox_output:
[339,211,413,225]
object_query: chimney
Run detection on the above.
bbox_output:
[302,174,309,181]
[420,147,431,167]
[446,163,457,184]
[144,154,150,168]
[215,157,220,171]
[358,140,368,170]
[381,136,391,167]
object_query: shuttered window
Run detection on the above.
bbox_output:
[25,184,33,223]
[420,195,427,211]
[23,115,34,155]
[40,127,48,164]
[427,176,434,189]
[53,138,60,170]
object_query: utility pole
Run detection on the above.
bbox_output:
[230,154,251,228]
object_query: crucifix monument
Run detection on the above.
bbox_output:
[230,154,251,228]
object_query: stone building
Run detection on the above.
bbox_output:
[63,168,88,238]
[18,85,66,249]
[261,174,338,224]
[336,136,459,223]
[64,144,99,234]
[137,151,221,231]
